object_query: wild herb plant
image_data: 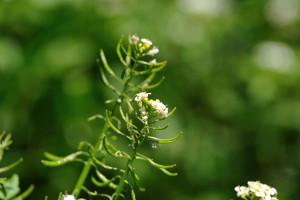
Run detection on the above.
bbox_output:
[0,131,34,200]
[42,34,182,200]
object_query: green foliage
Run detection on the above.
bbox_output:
[42,35,181,199]
[0,132,34,200]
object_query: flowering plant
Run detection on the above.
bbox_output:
[41,34,182,200]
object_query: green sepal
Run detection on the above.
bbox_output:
[135,153,176,169]
[143,76,165,90]
[97,58,121,95]
[0,158,23,173]
[41,151,88,167]
[147,132,183,144]
[105,110,131,140]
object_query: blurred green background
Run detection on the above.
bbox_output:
[1,0,300,199]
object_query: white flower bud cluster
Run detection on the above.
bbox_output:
[131,34,159,56]
[235,181,278,200]
[134,92,169,119]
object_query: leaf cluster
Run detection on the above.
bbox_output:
[0,132,34,200]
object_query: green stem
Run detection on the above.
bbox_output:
[72,56,135,198]
[72,122,110,197]
[112,151,136,200]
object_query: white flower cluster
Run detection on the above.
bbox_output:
[131,34,159,56]
[62,194,76,200]
[235,181,278,200]
[134,92,168,119]
[150,99,168,118]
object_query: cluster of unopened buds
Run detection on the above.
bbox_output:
[235,181,278,200]
[131,34,159,58]
[134,92,168,122]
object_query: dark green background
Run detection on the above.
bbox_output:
[1,0,300,199]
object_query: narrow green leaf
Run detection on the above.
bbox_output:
[150,124,169,130]
[88,146,117,170]
[103,137,130,159]
[141,72,156,86]
[152,61,167,72]
[135,153,176,169]
[131,189,136,200]
[126,98,134,113]
[43,152,63,161]
[133,67,152,76]
[41,151,88,167]
[105,110,131,140]
[100,50,115,77]
[116,36,127,66]
[128,165,145,192]
[147,132,183,144]
[119,107,138,130]
[167,107,176,118]
[0,158,23,173]
[100,49,124,83]
[105,99,115,104]
[17,184,34,199]
[158,168,178,176]
[0,131,6,141]
[126,34,132,66]
[97,59,120,95]
[93,170,118,189]
[87,114,105,121]
[143,76,165,90]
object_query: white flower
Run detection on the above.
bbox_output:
[151,99,168,118]
[147,46,159,56]
[62,194,76,200]
[159,107,168,118]
[247,181,278,199]
[149,59,157,65]
[132,34,139,44]
[134,92,151,102]
[142,115,148,120]
[235,186,250,198]
[267,188,277,196]
[141,38,152,46]
[152,99,162,110]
